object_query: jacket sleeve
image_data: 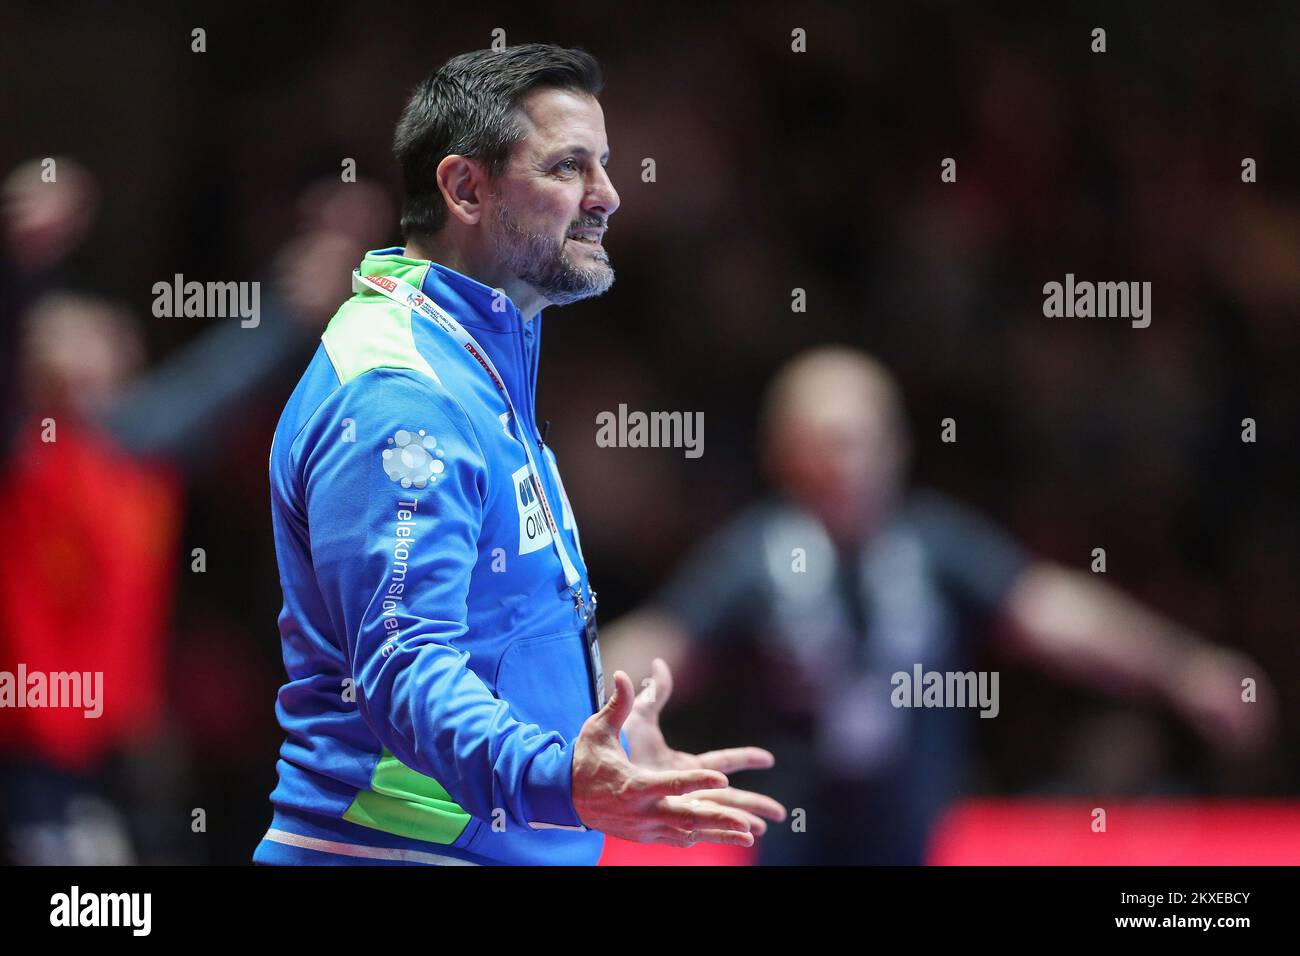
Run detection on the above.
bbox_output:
[293,367,583,830]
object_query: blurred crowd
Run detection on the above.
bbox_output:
[1,2,1297,863]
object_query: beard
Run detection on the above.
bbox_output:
[492,201,614,306]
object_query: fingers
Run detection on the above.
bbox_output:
[637,767,728,797]
[654,827,756,849]
[659,797,754,835]
[594,670,636,735]
[691,803,768,836]
[690,787,788,822]
[691,746,775,774]
[632,657,673,715]
[633,674,659,710]
[730,809,769,836]
[648,656,675,708]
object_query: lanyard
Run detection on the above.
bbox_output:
[352,269,587,611]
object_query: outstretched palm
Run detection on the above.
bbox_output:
[624,657,787,834]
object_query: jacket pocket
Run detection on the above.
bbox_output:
[493,629,592,744]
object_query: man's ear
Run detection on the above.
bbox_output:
[435,154,486,226]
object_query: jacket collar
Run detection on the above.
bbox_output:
[358,247,544,333]
[357,248,543,440]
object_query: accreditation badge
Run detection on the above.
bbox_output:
[582,589,605,709]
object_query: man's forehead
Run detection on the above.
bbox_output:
[514,87,608,153]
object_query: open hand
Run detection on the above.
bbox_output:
[571,670,763,848]
[622,657,787,836]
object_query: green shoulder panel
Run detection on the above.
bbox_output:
[320,257,442,387]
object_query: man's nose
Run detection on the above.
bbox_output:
[585,164,620,218]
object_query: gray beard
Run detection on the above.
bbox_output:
[492,202,614,306]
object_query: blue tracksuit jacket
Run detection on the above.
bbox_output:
[254,248,611,865]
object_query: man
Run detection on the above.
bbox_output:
[603,346,1274,864]
[254,45,783,866]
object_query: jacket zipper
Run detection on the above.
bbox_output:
[523,318,541,449]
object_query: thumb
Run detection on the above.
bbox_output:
[593,670,636,736]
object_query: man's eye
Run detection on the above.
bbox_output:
[557,159,579,173]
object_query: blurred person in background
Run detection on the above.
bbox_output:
[603,346,1276,865]
[0,291,176,865]
[1,157,101,459]
[0,157,393,863]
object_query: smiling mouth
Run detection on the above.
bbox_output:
[566,234,602,246]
